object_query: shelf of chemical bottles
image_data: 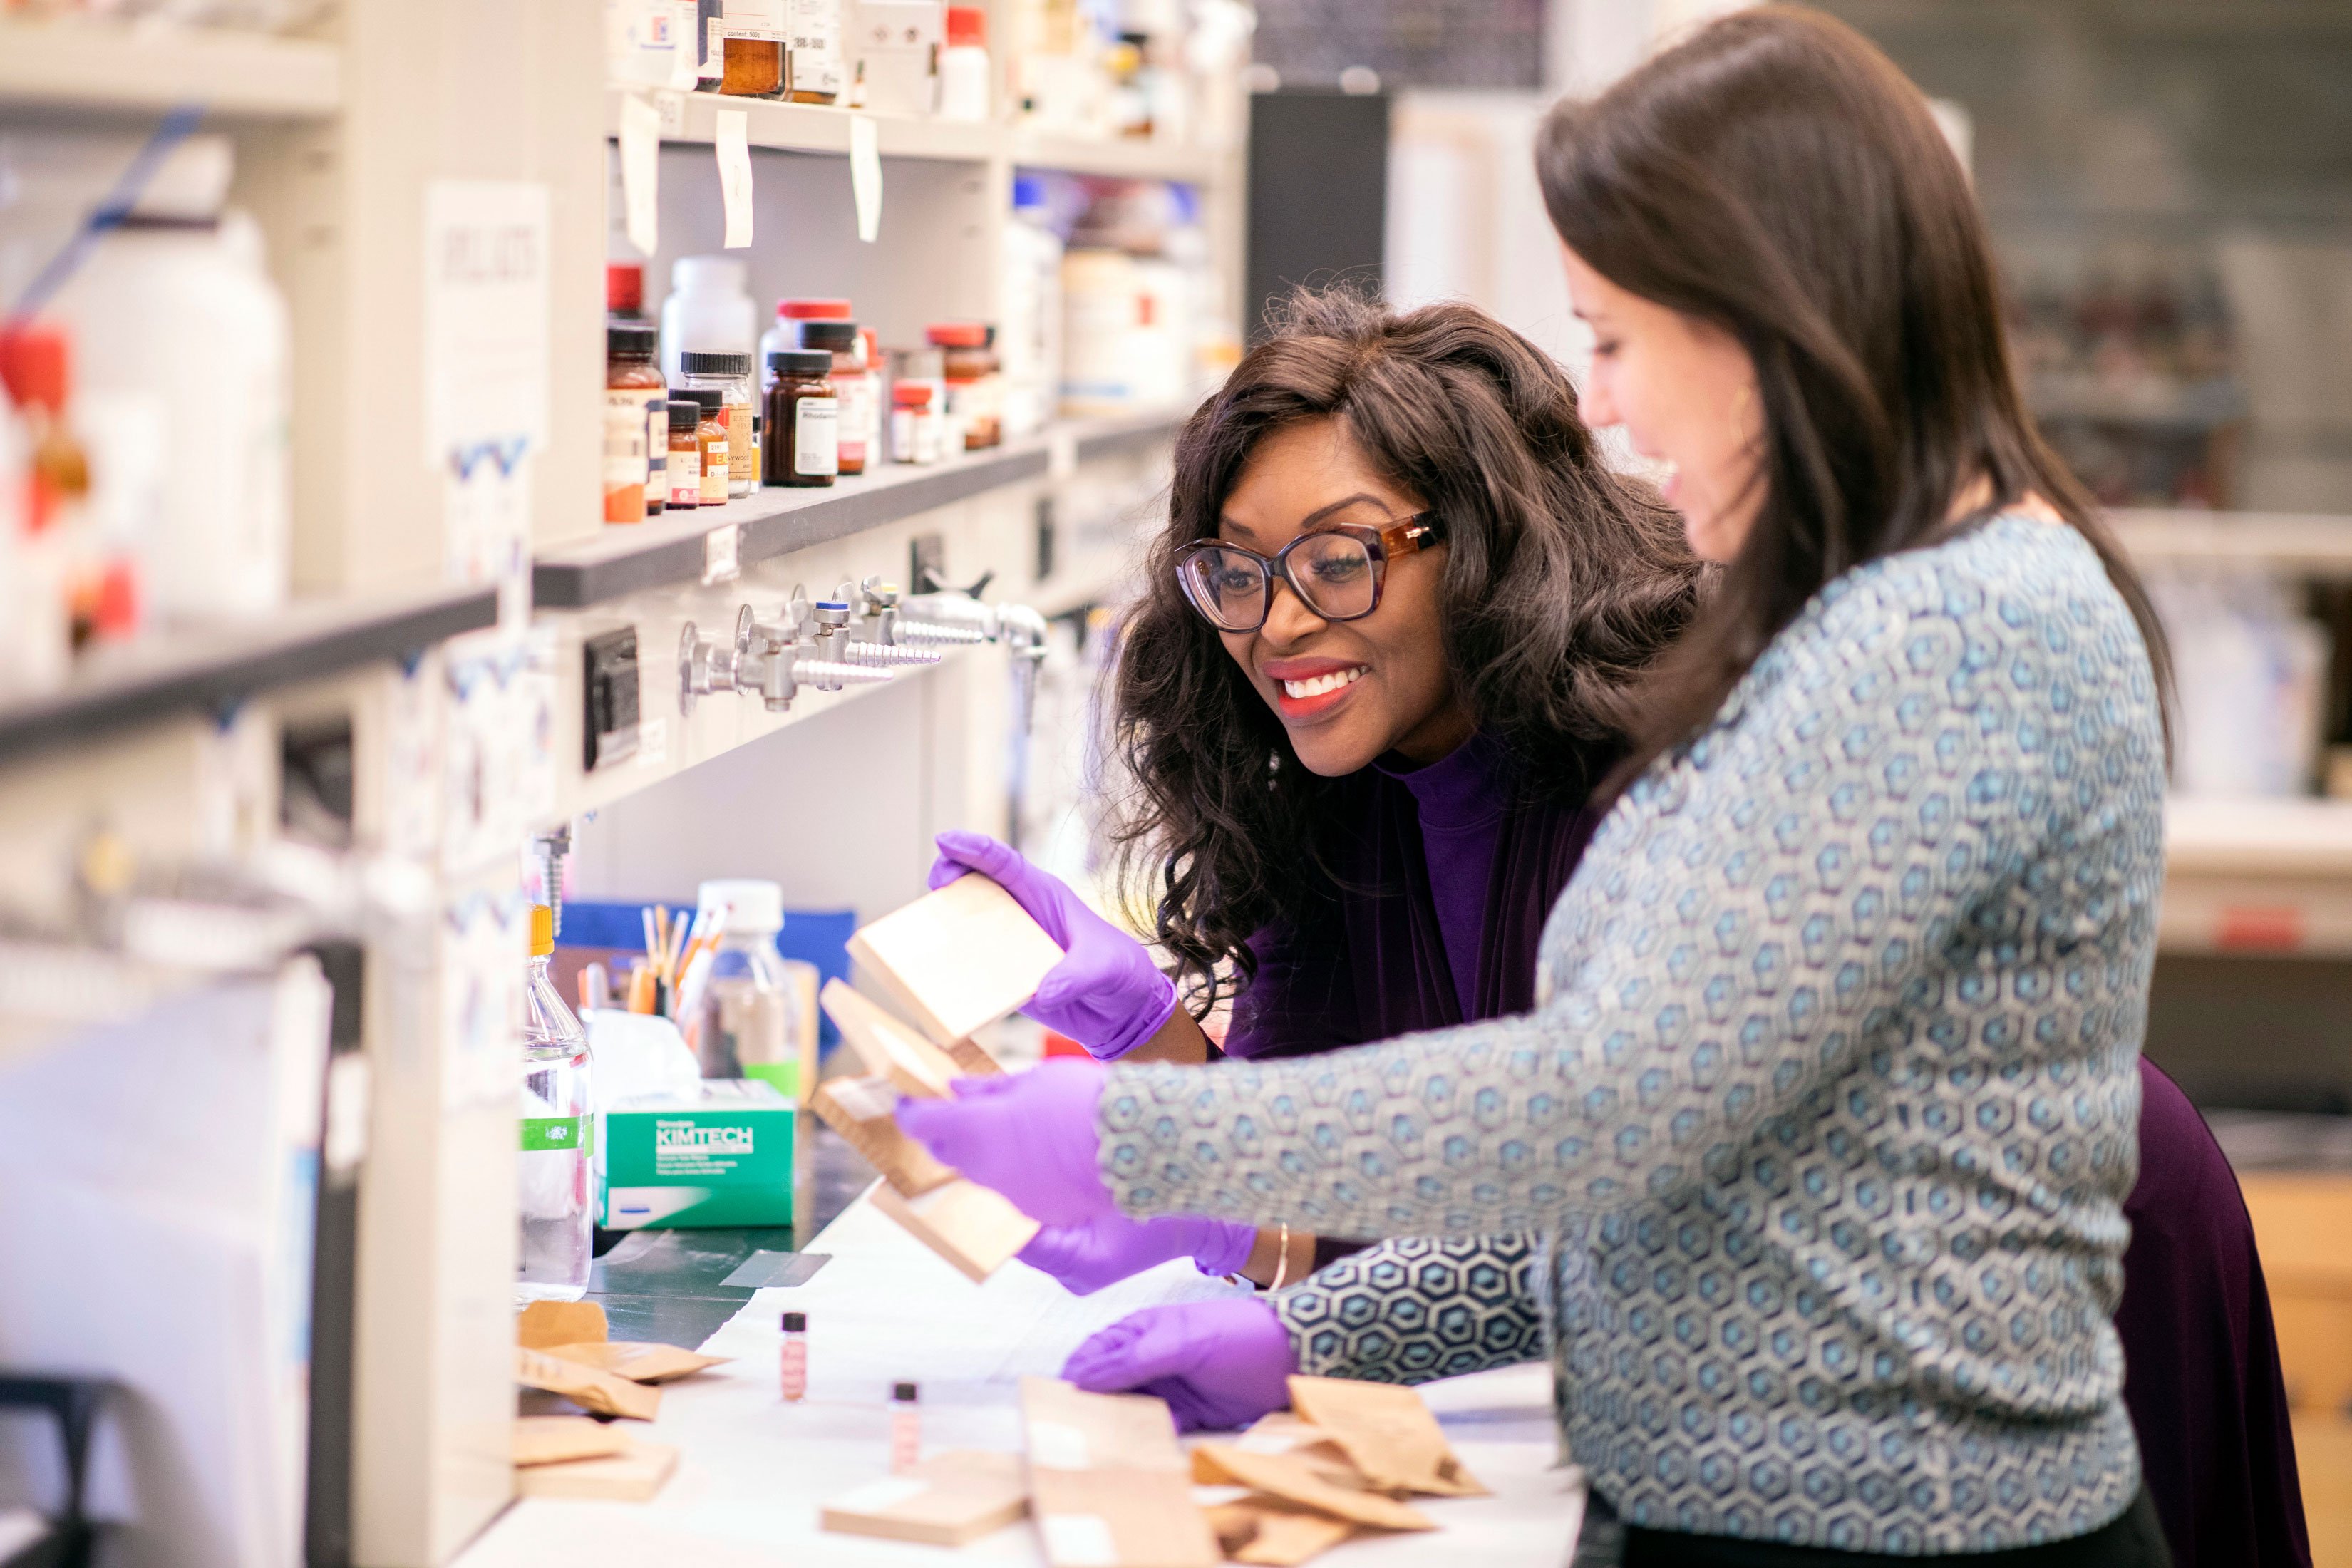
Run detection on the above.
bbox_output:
[2160,795,2352,957]
[533,405,1190,609]
[611,85,1232,185]
[2110,509,2352,577]
[0,580,497,770]
[0,17,341,120]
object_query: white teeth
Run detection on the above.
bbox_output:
[1281,666,1366,699]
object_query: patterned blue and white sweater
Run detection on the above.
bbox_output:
[1102,517,2166,1554]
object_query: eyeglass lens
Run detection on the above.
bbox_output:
[1180,534,1379,630]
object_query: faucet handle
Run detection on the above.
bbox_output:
[678,621,740,717]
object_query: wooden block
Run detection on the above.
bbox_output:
[1286,1376,1487,1497]
[513,1434,679,1502]
[847,875,1066,1047]
[1190,1447,1433,1532]
[540,1341,728,1384]
[870,1176,1040,1283]
[1205,1497,1360,1566]
[821,1450,1030,1546]
[809,1073,960,1197]
[515,1347,661,1421]
[513,1415,629,1468]
[1020,1378,1220,1568]
[822,979,967,1099]
[945,1034,1009,1078]
[517,1299,609,1350]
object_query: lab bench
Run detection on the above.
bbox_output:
[465,1130,1588,1567]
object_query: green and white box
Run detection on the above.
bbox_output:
[599,1079,795,1229]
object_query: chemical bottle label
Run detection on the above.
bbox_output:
[794,396,840,475]
[520,1115,593,1154]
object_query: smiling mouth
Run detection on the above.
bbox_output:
[1280,666,1366,699]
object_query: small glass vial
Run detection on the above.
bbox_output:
[890,1381,920,1474]
[606,322,667,522]
[800,320,868,475]
[679,350,758,497]
[780,1311,808,1402]
[692,388,731,505]
[763,349,839,486]
[666,398,703,510]
[520,905,594,1303]
[929,321,1002,450]
[891,382,939,465]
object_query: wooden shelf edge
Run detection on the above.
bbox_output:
[0,583,497,769]
[0,19,342,119]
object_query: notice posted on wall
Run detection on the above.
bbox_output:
[423,180,551,468]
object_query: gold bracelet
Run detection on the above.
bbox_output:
[1269,1222,1292,1292]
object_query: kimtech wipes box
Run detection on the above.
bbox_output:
[600,1079,795,1229]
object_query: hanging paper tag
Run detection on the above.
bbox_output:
[619,93,662,257]
[716,109,754,248]
[850,113,882,244]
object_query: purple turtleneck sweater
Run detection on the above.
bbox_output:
[1373,734,1512,1019]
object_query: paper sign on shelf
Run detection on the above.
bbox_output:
[423,181,550,468]
[619,93,662,257]
[716,109,754,248]
[703,522,741,584]
[850,114,882,243]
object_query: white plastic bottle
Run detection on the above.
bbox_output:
[935,6,991,122]
[48,138,293,626]
[659,255,758,383]
[520,904,595,1303]
[999,175,1064,439]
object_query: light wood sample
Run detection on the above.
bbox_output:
[515,1347,661,1421]
[1020,1378,1219,1568]
[538,1340,728,1383]
[822,979,968,1098]
[512,1415,629,1468]
[869,1175,1040,1284]
[847,874,1066,1046]
[820,1450,1030,1546]
[809,1073,959,1198]
[512,1434,680,1502]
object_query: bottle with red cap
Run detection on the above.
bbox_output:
[758,296,852,394]
[926,321,1001,450]
[937,6,989,123]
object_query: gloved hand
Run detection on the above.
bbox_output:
[930,831,1177,1061]
[894,1058,1114,1227]
[1062,1299,1298,1433]
[1021,1211,1257,1296]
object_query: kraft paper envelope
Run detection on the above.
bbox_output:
[512,1415,629,1468]
[820,1450,1029,1546]
[847,874,1066,1046]
[515,1346,661,1421]
[540,1340,728,1383]
[516,1299,609,1351]
[1020,1378,1219,1568]
[1190,1446,1433,1532]
[1286,1376,1489,1497]
[1204,1497,1360,1567]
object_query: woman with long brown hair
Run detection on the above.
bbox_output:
[903,9,2284,1562]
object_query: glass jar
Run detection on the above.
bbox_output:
[607,322,667,522]
[678,350,757,497]
[692,388,731,505]
[891,381,940,465]
[520,905,594,1302]
[667,398,703,510]
[926,322,1001,449]
[707,4,785,97]
[763,349,839,486]
[691,879,820,1096]
[799,319,868,475]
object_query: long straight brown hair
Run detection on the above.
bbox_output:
[1536,5,2171,787]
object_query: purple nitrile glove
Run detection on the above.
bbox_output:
[893,1058,1115,1227]
[929,831,1177,1061]
[1062,1299,1298,1433]
[1019,1212,1257,1296]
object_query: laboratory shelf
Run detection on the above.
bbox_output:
[0,18,342,120]
[2110,509,2352,576]
[0,582,497,768]
[606,86,1231,181]
[532,407,1189,609]
[2165,795,2352,880]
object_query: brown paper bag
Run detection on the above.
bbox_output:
[512,1415,629,1468]
[1286,1376,1489,1497]
[516,1299,609,1351]
[820,1450,1030,1546]
[1205,1497,1360,1567]
[540,1340,728,1383]
[1231,1413,1358,1476]
[846,875,1066,1046]
[1021,1378,1220,1568]
[515,1346,661,1421]
[809,1073,959,1197]
[1190,1446,1433,1533]
[869,1176,1039,1283]
[513,1433,679,1501]
[823,979,970,1098]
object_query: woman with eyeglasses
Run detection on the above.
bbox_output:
[895,11,2316,1564]
[926,283,1702,1304]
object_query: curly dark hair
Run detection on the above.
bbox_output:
[1108,288,1704,1015]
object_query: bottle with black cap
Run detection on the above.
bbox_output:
[765,349,840,488]
[890,1380,920,1473]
